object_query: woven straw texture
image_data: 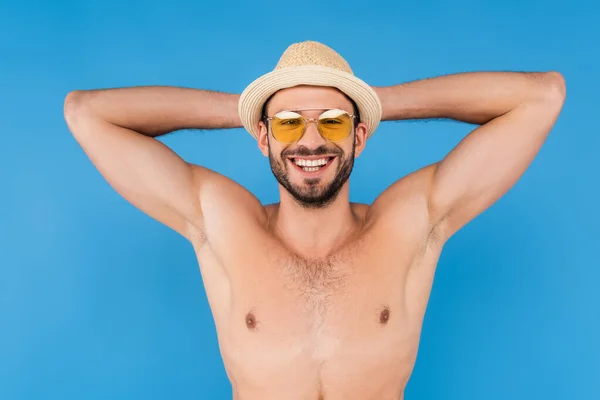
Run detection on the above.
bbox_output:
[238,41,382,140]
[274,41,353,73]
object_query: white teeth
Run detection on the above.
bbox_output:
[293,158,329,167]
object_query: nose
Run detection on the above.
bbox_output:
[296,119,326,147]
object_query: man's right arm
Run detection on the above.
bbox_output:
[63,86,245,240]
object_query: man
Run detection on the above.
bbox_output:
[63,41,565,399]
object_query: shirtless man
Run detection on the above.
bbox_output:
[63,41,566,399]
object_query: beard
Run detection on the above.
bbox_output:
[268,138,356,209]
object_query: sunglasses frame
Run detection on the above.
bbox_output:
[263,108,358,144]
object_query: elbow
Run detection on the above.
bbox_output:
[63,90,89,123]
[542,71,567,104]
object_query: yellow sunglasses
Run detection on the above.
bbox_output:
[264,108,357,144]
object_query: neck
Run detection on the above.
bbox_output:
[270,183,360,259]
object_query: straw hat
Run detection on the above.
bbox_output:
[238,41,382,140]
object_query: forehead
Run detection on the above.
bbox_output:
[266,85,354,114]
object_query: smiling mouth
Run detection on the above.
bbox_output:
[288,156,336,173]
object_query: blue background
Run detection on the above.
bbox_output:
[1,0,598,399]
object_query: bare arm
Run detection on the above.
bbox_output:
[64,86,246,240]
[372,71,566,240]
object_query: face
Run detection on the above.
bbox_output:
[257,86,368,209]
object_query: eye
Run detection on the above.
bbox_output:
[281,119,301,125]
[321,118,342,124]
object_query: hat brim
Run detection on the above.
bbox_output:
[238,65,382,140]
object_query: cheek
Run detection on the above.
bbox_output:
[267,144,286,162]
[339,142,355,158]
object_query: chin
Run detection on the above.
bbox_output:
[287,180,345,209]
[269,151,353,209]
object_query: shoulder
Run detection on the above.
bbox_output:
[364,163,446,244]
[367,164,436,216]
[188,163,269,240]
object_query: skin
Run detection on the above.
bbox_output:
[63,70,566,399]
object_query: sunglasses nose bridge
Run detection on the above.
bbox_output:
[297,117,326,145]
[304,117,319,127]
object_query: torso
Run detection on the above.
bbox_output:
[188,171,446,399]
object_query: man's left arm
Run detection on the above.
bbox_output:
[374,71,566,239]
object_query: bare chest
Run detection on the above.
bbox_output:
[191,226,441,398]
[200,229,429,344]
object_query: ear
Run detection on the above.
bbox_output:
[353,122,368,158]
[257,121,270,157]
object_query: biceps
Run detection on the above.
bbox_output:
[429,99,563,236]
[67,115,201,238]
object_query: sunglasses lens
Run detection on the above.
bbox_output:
[318,109,353,141]
[269,109,353,143]
[271,111,305,143]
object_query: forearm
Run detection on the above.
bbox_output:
[65,86,242,137]
[375,71,565,125]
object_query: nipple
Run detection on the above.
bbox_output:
[379,307,390,324]
[245,312,257,330]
